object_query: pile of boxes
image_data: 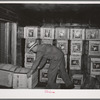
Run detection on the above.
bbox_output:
[24,26,39,69]
[22,25,100,89]
[40,26,55,45]
[23,26,85,88]
[85,29,100,78]
[55,27,69,84]
[0,64,38,89]
[13,67,38,89]
[69,28,85,89]
[39,26,55,83]
[39,26,69,84]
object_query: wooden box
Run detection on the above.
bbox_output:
[55,27,69,40]
[86,29,100,40]
[13,67,38,89]
[0,64,17,87]
[57,40,68,54]
[24,53,36,69]
[24,26,39,38]
[83,55,100,75]
[72,74,83,89]
[70,55,82,70]
[85,41,100,56]
[40,68,48,83]
[90,58,100,75]
[40,27,54,39]
[71,40,83,55]
[25,38,36,54]
[70,28,85,40]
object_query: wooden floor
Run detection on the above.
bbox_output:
[0,82,67,89]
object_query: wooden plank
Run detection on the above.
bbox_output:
[11,23,17,65]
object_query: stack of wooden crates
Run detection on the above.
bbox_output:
[84,29,100,88]
[23,26,85,88]
[55,27,69,84]
[22,25,100,89]
[69,27,85,89]
[16,26,40,89]
[39,26,55,83]
[39,26,69,84]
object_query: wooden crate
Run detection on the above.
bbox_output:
[24,26,39,38]
[57,40,68,54]
[25,38,36,54]
[13,67,38,89]
[40,68,48,83]
[72,74,83,89]
[90,57,100,75]
[70,55,82,70]
[85,40,100,56]
[0,64,17,87]
[24,53,36,69]
[40,27,54,39]
[55,27,69,40]
[71,40,83,55]
[86,29,100,40]
[70,28,85,40]
[39,68,65,84]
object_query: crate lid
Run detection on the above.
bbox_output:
[0,64,6,69]
[19,68,30,74]
[0,64,14,71]
[14,67,22,73]
[9,66,18,72]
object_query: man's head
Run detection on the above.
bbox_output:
[28,41,38,53]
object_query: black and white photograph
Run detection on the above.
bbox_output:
[1,0,100,98]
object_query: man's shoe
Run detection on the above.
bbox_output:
[66,84,74,89]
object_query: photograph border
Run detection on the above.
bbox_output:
[0,0,100,99]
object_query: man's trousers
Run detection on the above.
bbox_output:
[46,55,72,89]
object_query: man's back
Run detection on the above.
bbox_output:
[37,44,64,60]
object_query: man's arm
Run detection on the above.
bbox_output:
[38,57,47,69]
[27,52,44,78]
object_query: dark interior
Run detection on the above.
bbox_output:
[1,4,100,26]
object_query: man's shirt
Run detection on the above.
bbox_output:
[37,44,64,60]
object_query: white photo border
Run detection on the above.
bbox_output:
[0,0,100,99]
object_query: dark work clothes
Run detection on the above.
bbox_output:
[32,44,73,89]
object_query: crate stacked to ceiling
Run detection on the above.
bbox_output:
[40,26,55,45]
[24,26,39,69]
[39,26,55,83]
[85,28,100,82]
[69,27,85,89]
[55,27,69,84]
